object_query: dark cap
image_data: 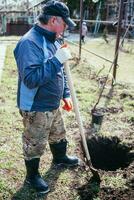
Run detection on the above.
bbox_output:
[41,0,76,28]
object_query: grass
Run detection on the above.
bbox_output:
[69,36,134,85]
[102,174,127,189]
[0,36,21,41]
[0,39,134,200]
[0,45,24,200]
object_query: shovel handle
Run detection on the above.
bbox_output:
[64,62,91,164]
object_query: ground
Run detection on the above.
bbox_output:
[0,36,134,200]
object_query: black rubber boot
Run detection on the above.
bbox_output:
[49,139,79,167]
[25,158,50,194]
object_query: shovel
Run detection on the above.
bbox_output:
[64,62,101,181]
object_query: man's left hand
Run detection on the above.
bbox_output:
[62,98,73,112]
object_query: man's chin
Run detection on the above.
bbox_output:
[57,34,64,39]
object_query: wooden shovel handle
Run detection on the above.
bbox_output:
[64,62,92,165]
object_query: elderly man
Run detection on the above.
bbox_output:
[14,0,79,194]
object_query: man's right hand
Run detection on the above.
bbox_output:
[55,45,72,64]
[62,98,73,112]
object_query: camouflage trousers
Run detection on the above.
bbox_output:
[20,108,66,160]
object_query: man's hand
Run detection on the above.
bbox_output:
[62,98,73,112]
[55,44,72,64]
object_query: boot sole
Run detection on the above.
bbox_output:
[54,158,81,167]
[37,187,50,194]
[24,180,50,194]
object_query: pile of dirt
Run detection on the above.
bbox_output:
[77,177,100,200]
[77,176,134,200]
[91,106,124,114]
[120,91,133,100]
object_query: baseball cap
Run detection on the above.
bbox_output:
[82,21,86,25]
[40,0,76,28]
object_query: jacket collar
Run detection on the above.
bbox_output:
[34,24,56,43]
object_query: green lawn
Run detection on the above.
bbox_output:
[69,37,134,85]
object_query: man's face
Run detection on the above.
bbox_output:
[50,16,67,38]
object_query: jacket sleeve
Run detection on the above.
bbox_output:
[63,67,70,98]
[15,39,62,89]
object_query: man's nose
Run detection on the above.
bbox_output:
[64,24,68,30]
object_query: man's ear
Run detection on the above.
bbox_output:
[50,16,57,25]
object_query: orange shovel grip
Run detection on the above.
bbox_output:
[61,43,68,48]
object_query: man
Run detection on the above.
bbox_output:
[14,0,79,194]
[81,21,88,43]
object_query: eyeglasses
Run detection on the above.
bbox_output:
[56,17,67,29]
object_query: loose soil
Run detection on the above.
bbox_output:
[78,175,134,200]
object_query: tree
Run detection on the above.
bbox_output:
[65,0,97,18]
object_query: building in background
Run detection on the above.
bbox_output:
[0,0,29,35]
[0,0,45,35]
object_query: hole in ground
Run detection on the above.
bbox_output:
[86,135,133,171]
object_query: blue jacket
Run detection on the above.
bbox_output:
[14,24,70,112]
